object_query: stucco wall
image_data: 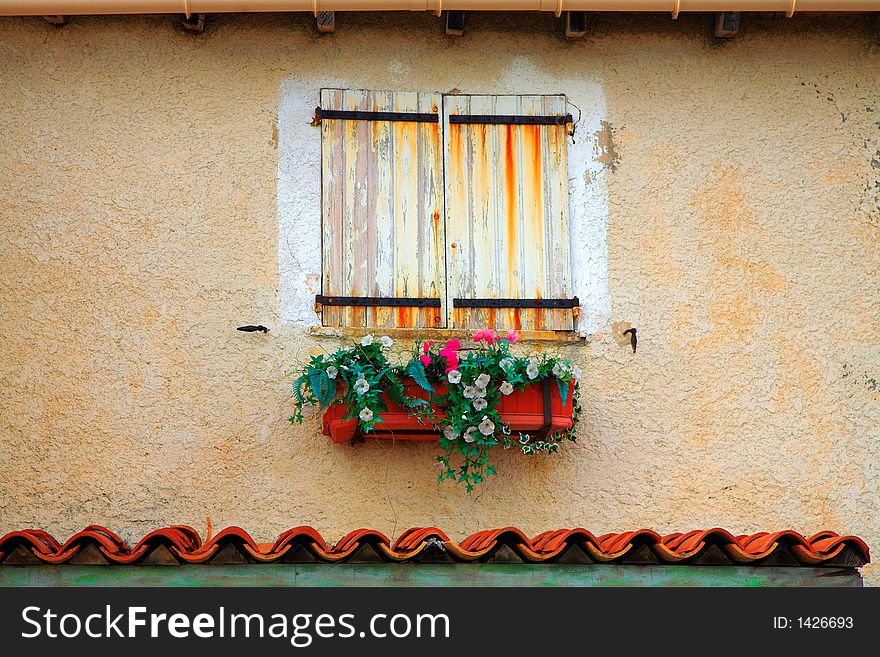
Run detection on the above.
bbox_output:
[0,12,877,583]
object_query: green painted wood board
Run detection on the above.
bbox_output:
[0,565,863,587]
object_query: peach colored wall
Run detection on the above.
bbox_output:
[0,12,877,582]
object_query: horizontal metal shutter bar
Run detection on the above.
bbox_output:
[453,297,580,309]
[448,114,573,126]
[316,107,439,123]
[316,295,442,308]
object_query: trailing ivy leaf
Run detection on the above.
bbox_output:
[406,360,434,394]
[555,377,569,406]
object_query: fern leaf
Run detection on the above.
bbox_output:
[406,360,434,393]
[308,371,321,401]
[555,378,569,407]
[310,371,335,408]
[385,371,406,406]
[292,374,308,404]
[321,374,337,407]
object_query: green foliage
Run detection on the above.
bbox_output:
[309,370,336,408]
[556,377,569,407]
[422,337,581,490]
[405,359,434,393]
[292,374,309,405]
[288,331,582,491]
[288,334,401,434]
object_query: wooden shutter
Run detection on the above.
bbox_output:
[320,89,446,328]
[443,95,574,331]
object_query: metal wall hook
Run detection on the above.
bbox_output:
[237,325,270,333]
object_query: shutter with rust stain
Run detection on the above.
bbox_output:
[443,95,574,331]
[320,89,446,328]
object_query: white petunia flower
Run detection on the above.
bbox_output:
[475,373,490,389]
[354,378,370,395]
[473,398,488,411]
[499,358,514,370]
[447,370,462,384]
[360,334,374,346]
[572,365,582,380]
[359,407,374,422]
[326,366,338,380]
[378,335,393,348]
[526,360,539,380]
[463,385,478,399]
[552,363,566,378]
[478,416,495,436]
[463,427,477,443]
[443,425,458,440]
[500,381,514,395]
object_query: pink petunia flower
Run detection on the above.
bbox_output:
[473,330,486,342]
[422,341,435,354]
[507,330,519,343]
[446,338,461,351]
[444,353,460,373]
[420,354,432,367]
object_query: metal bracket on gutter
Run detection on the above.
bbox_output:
[313,107,439,124]
[316,10,335,33]
[565,11,587,39]
[714,12,739,38]
[446,10,465,36]
[453,297,579,309]
[181,12,205,32]
[316,295,442,308]
[449,114,573,126]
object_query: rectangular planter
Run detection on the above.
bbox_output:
[322,378,574,443]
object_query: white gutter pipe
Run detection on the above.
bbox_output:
[1,1,879,18]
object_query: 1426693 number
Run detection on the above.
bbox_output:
[798,617,853,629]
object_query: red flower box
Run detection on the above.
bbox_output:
[322,378,574,444]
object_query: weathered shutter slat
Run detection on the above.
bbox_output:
[369,89,395,329]
[321,88,445,329]
[444,94,574,331]
[320,89,351,328]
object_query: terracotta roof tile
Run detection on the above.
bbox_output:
[0,525,868,568]
[392,527,449,552]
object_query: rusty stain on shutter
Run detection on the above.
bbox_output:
[443,95,574,331]
[320,89,446,329]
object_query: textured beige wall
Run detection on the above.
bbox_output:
[0,12,877,583]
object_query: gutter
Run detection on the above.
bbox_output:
[1,1,879,19]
